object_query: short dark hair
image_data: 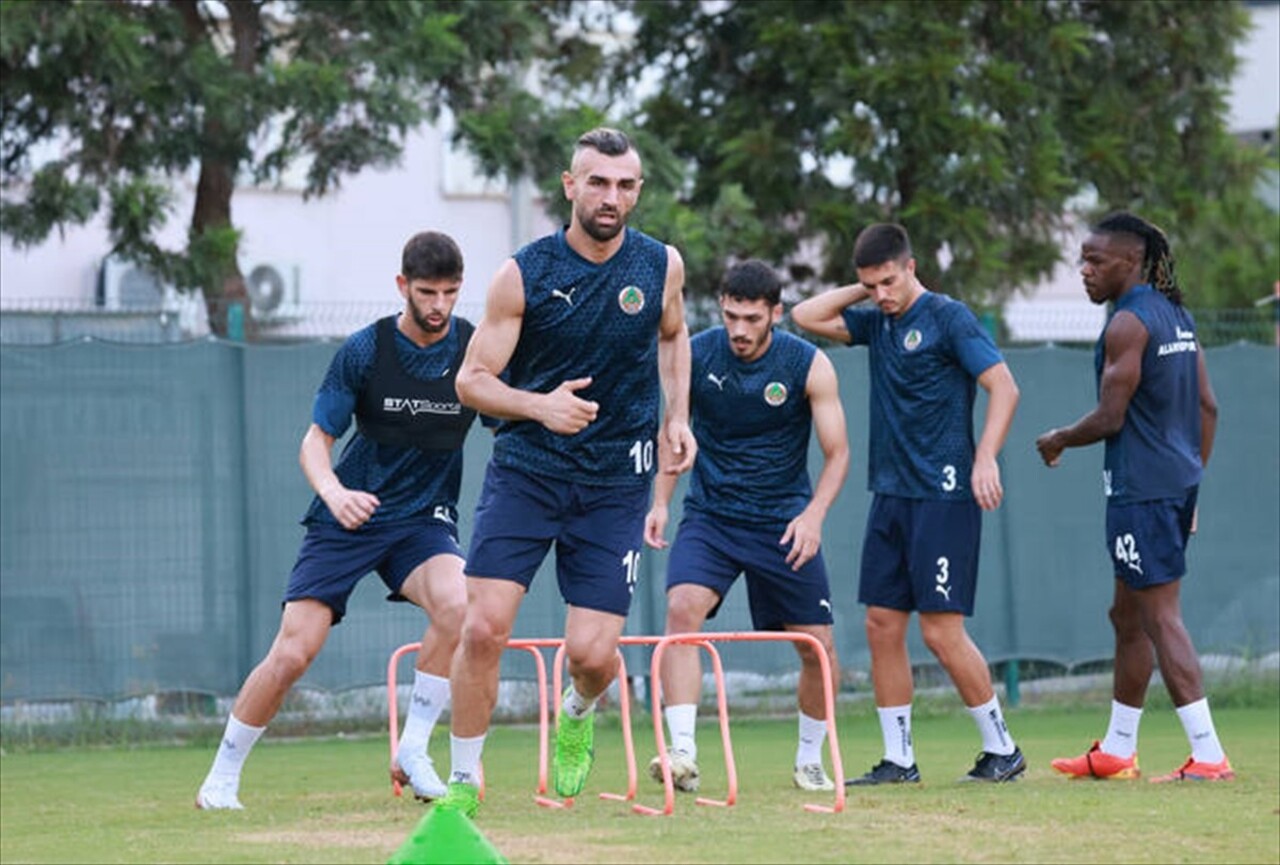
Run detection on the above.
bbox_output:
[401,231,463,282]
[721,259,782,306]
[575,127,634,159]
[1092,211,1181,305]
[853,223,913,269]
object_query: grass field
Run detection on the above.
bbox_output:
[2,693,1277,864]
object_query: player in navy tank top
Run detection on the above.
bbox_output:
[794,223,1026,785]
[198,232,482,809]
[643,260,850,793]
[446,128,696,807]
[1037,212,1231,783]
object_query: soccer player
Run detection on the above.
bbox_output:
[1035,212,1232,782]
[792,222,1025,785]
[437,127,696,818]
[643,259,849,794]
[196,231,483,809]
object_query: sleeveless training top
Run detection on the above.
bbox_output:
[683,327,817,526]
[1097,283,1202,503]
[492,227,669,487]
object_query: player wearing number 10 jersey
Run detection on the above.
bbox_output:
[793,222,1026,786]
[440,127,696,814]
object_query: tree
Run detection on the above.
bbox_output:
[0,0,581,335]
[602,0,1275,312]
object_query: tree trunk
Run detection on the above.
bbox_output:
[174,0,260,339]
[192,157,249,339]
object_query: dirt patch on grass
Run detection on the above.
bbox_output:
[237,826,402,851]
[236,822,648,864]
[486,828,655,865]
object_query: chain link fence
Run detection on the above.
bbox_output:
[1,296,1275,346]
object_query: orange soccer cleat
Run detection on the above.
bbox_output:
[1149,755,1235,783]
[1050,741,1140,780]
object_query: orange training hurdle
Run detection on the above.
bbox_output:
[635,630,846,816]
[387,630,843,815]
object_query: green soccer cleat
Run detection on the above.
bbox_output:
[553,701,596,798]
[434,781,481,820]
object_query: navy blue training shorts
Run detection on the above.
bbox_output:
[464,463,648,617]
[666,508,834,630]
[284,516,463,624]
[1106,486,1198,589]
[858,494,981,615]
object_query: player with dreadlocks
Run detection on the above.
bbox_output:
[1035,212,1233,782]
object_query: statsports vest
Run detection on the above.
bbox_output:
[354,315,476,451]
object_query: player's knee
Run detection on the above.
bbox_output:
[565,640,618,681]
[430,597,467,644]
[1139,607,1187,644]
[664,587,714,633]
[864,610,904,645]
[919,621,963,662]
[459,614,510,661]
[664,603,706,633]
[794,637,836,668]
[266,642,315,684]
[1108,603,1143,638]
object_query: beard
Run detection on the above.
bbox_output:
[731,336,763,359]
[578,206,625,242]
[409,305,447,334]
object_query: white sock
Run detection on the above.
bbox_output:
[1100,700,1143,758]
[664,703,698,759]
[448,733,487,787]
[795,711,828,767]
[968,696,1015,756]
[1175,698,1226,764]
[397,670,449,758]
[206,714,265,785]
[877,704,915,768]
[562,683,598,720]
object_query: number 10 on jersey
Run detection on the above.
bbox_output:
[629,439,654,474]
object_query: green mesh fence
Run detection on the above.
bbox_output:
[1,341,1276,702]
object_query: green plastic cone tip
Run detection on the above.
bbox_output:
[387,805,508,865]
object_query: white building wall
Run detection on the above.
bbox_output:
[0,124,555,338]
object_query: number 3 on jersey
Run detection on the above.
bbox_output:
[629,439,654,474]
[941,465,957,492]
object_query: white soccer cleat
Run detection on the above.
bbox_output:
[395,748,448,801]
[195,776,244,810]
[647,748,700,793]
[793,762,835,792]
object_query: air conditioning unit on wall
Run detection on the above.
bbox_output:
[97,255,169,310]
[244,261,302,319]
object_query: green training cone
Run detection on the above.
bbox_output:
[387,806,508,865]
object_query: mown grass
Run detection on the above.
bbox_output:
[1,681,1277,864]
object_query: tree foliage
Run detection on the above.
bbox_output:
[603,0,1276,309]
[3,0,1274,332]
[0,0,583,332]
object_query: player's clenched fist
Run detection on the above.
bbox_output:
[537,376,599,435]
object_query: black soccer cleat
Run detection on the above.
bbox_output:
[845,758,922,786]
[961,747,1027,783]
